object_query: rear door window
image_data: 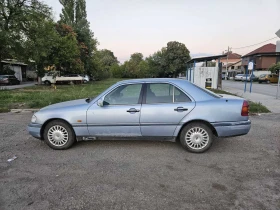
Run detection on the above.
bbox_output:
[145,83,191,104]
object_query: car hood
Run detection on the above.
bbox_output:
[40,99,89,111]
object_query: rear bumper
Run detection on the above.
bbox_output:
[211,120,251,137]
[27,123,42,139]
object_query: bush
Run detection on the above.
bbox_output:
[0,65,14,75]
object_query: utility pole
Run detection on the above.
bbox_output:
[225,46,230,80]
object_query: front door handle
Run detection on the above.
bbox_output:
[174,107,188,112]
[127,108,140,113]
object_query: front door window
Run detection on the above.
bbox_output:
[104,84,142,105]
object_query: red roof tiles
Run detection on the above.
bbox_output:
[243,43,276,57]
[222,52,241,59]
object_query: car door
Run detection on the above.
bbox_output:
[87,83,143,137]
[140,83,195,137]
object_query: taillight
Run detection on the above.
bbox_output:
[241,100,249,116]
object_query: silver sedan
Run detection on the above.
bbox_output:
[28,78,251,153]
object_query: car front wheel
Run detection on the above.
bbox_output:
[43,120,75,150]
[180,122,213,153]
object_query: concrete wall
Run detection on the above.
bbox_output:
[192,67,218,89]
[252,70,271,77]
[261,56,276,69]
[10,66,22,81]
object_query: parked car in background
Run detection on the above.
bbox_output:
[0,75,20,85]
[42,72,84,85]
[28,78,251,153]
[242,74,258,82]
[83,75,90,83]
[221,73,228,80]
[258,74,279,83]
[234,74,244,81]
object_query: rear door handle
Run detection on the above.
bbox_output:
[127,108,140,113]
[174,107,188,112]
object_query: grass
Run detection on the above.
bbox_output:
[0,78,122,111]
[210,89,270,113]
[0,78,270,114]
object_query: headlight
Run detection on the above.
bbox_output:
[31,115,37,123]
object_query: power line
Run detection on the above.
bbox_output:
[232,36,278,50]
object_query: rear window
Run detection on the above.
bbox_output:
[192,83,221,98]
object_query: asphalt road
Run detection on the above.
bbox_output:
[0,113,279,210]
[222,80,279,97]
[0,82,36,90]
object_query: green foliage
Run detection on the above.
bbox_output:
[111,63,123,78]
[0,78,122,111]
[268,62,280,74]
[114,41,190,79]
[92,49,119,80]
[165,41,191,77]
[0,0,53,71]
[0,65,14,75]
[59,0,97,76]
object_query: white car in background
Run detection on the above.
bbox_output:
[234,74,244,81]
[241,74,257,82]
[83,75,90,83]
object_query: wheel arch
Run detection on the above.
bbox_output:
[176,119,218,141]
[40,118,76,140]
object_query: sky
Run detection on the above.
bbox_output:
[43,0,280,63]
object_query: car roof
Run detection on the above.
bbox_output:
[115,78,220,101]
[117,78,189,84]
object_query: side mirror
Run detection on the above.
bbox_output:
[97,98,104,107]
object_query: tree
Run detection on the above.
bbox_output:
[123,53,144,78]
[146,48,168,78]
[268,62,280,74]
[54,23,83,74]
[93,49,119,80]
[165,41,191,77]
[0,0,52,71]
[59,0,98,76]
[111,63,122,78]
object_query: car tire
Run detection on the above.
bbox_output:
[44,80,51,85]
[266,80,270,84]
[180,122,213,153]
[258,81,262,84]
[43,120,75,150]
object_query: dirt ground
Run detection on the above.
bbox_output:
[0,112,279,210]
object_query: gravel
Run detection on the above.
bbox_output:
[0,112,279,210]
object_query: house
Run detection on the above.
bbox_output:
[241,43,280,76]
[219,52,242,66]
[186,54,226,89]
[0,59,27,81]
[222,60,242,78]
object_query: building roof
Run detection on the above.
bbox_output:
[221,52,241,59]
[1,59,27,66]
[222,60,242,67]
[187,54,226,63]
[242,43,276,57]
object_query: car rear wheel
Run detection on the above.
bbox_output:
[44,80,51,85]
[43,120,75,150]
[266,80,270,84]
[180,122,213,153]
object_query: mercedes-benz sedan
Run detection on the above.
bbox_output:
[28,78,251,153]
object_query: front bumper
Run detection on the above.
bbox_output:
[27,123,42,139]
[211,120,251,137]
